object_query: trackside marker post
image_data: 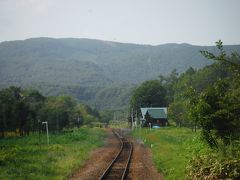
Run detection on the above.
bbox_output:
[42,121,49,145]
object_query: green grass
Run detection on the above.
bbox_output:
[108,120,129,129]
[132,127,205,180]
[0,127,106,180]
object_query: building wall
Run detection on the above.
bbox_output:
[144,118,167,127]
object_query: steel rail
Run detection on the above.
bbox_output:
[121,141,133,180]
[99,130,133,180]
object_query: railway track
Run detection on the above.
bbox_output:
[99,130,133,180]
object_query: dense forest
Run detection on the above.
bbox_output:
[0,87,105,137]
[1,38,240,109]
[130,41,240,179]
[0,40,239,178]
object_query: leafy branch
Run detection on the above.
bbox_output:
[200,40,240,71]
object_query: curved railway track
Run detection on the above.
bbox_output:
[99,130,133,180]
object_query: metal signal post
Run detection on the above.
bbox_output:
[42,121,49,145]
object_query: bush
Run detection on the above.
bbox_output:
[186,149,240,179]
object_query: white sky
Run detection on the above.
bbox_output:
[0,0,240,45]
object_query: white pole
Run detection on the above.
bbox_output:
[42,122,49,145]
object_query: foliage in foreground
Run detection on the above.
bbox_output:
[0,127,106,180]
[186,149,240,179]
[170,41,240,179]
[132,127,240,180]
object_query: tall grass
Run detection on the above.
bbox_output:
[0,127,106,180]
[132,127,203,180]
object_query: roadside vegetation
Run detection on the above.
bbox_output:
[108,120,129,129]
[1,40,239,179]
[0,127,106,180]
[0,86,106,136]
[0,78,124,179]
[132,127,201,179]
[130,41,240,179]
[0,87,108,179]
[133,127,240,179]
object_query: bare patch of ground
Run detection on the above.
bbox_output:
[126,136,163,180]
[69,129,120,180]
[69,129,163,180]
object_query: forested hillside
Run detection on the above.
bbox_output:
[130,41,240,179]
[1,38,240,109]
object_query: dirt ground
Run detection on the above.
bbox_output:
[69,129,163,180]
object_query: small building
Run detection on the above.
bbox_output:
[140,107,168,127]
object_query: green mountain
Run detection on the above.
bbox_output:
[0,38,239,109]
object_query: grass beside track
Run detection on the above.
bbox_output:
[0,127,106,180]
[132,127,203,180]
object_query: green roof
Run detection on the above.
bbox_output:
[147,109,167,119]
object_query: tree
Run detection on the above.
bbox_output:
[159,69,179,104]
[168,101,187,127]
[185,86,199,132]
[0,87,34,136]
[74,104,100,126]
[39,95,76,132]
[196,41,240,148]
[130,80,167,113]
[100,110,114,124]
[22,89,45,133]
[168,67,196,128]
[201,40,240,73]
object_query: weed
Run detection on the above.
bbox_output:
[0,128,106,180]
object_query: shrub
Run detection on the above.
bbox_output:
[186,150,240,179]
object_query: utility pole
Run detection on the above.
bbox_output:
[131,108,134,129]
[42,121,49,145]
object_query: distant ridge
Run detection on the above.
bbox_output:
[0,38,240,109]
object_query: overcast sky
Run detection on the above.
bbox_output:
[0,0,240,45]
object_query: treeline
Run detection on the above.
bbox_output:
[34,84,134,110]
[131,41,240,144]
[0,87,102,137]
[168,41,240,147]
[130,41,240,179]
